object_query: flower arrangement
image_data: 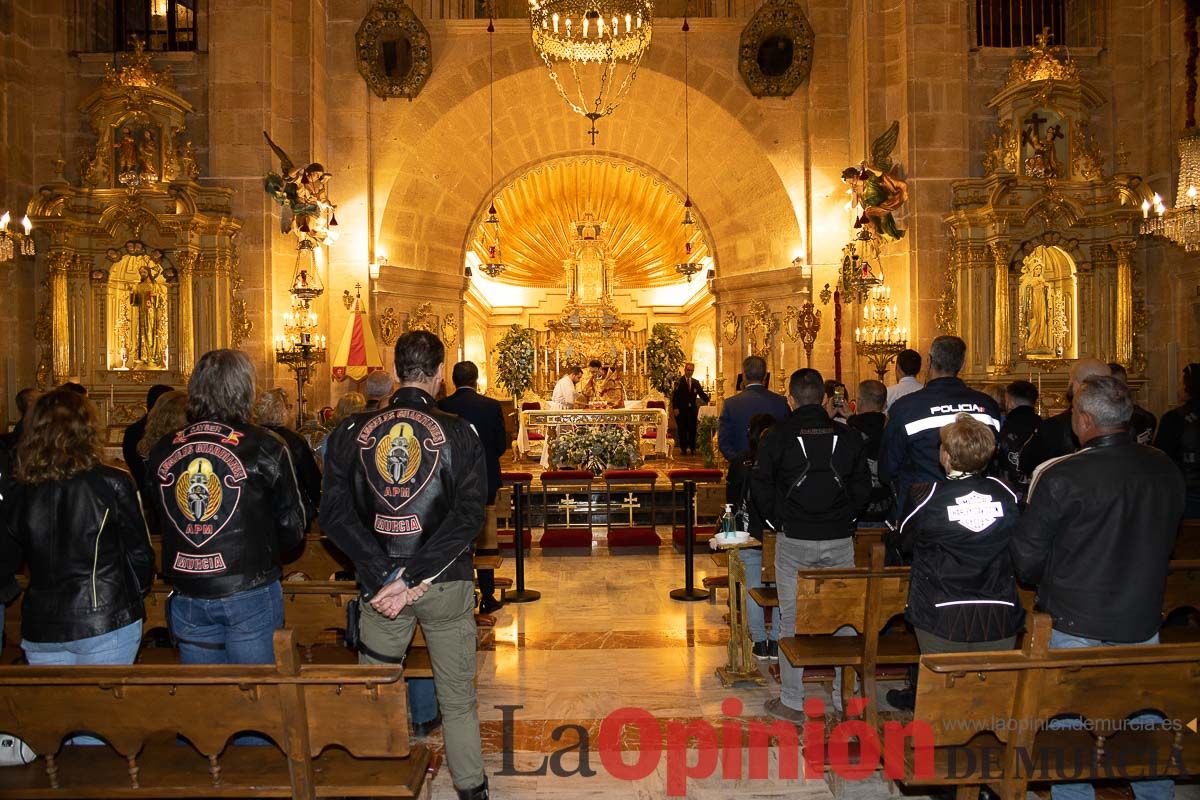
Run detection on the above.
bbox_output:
[550,426,643,474]
[493,324,536,401]
[697,414,721,468]
[646,322,686,396]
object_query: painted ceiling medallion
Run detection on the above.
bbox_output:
[738,0,814,99]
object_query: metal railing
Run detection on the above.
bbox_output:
[973,0,1104,49]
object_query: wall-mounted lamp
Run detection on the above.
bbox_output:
[369,254,387,280]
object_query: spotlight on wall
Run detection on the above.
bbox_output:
[369,254,387,280]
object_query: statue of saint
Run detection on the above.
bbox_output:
[137,128,158,180]
[130,264,166,366]
[115,128,138,175]
[1020,257,1053,355]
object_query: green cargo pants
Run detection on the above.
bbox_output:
[359,580,484,791]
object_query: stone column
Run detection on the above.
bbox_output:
[48,250,72,385]
[1112,241,1135,368]
[990,241,1012,372]
[176,250,197,380]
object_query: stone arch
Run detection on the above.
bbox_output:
[373,37,805,283]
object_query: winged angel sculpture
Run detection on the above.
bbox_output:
[262,131,338,243]
[841,121,909,243]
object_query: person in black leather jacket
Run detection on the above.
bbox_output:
[252,387,322,520]
[1013,375,1185,643]
[0,389,154,664]
[321,331,488,800]
[1012,375,1185,800]
[1018,358,1110,476]
[899,414,1024,652]
[994,380,1041,498]
[1108,363,1157,445]
[145,349,307,665]
[1155,363,1200,519]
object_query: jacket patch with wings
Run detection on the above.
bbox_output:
[155,427,249,572]
[356,408,445,533]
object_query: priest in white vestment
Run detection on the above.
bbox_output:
[550,365,583,409]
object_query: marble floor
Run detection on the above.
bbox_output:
[418,548,1200,799]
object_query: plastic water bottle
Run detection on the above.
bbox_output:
[718,504,737,538]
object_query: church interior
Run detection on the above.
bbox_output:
[1,1,1199,798]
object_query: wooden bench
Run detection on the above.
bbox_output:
[902,613,1200,800]
[4,581,438,677]
[777,544,919,722]
[1174,518,1200,560]
[0,629,434,799]
[746,526,885,611]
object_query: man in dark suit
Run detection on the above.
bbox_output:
[438,361,509,615]
[121,384,173,487]
[670,362,710,455]
[718,356,789,462]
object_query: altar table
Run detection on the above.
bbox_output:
[516,407,670,466]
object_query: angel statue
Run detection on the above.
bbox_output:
[262,131,338,243]
[841,120,909,242]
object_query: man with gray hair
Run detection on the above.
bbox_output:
[1019,357,1110,474]
[362,369,396,412]
[1013,375,1185,800]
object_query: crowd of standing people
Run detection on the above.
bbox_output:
[0,330,1196,800]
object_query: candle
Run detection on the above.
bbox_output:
[555,351,560,374]
[623,349,627,373]
[110,384,114,404]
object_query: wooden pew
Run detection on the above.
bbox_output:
[777,543,918,722]
[902,613,1200,800]
[746,526,885,610]
[5,581,436,677]
[0,629,433,799]
[1174,519,1200,560]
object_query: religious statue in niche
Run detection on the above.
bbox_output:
[114,123,160,186]
[1017,246,1074,359]
[130,263,167,367]
[842,121,909,242]
[1020,110,1065,179]
[108,242,170,369]
[262,132,338,243]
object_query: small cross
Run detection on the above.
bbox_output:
[1023,111,1048,140]
[586,122,600,145]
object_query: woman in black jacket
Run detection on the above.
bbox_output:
[1,389,154,665]
[898,413,1024,654]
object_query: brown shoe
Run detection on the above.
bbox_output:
[764,697,806,723]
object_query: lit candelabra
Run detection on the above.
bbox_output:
[0,211,34,262]
[275,243,327,427]
[854,285,908,381]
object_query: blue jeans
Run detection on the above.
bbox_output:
[408,678,439,725]
[24,621,143,745]
[169,582,284,665]
[739,547,780,643]
[776,536,855,713]
[1049,630,1173,800]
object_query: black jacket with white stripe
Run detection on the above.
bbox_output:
[899,475,1025,643]
[1012,432,1185,643]
[879,377,1003,520]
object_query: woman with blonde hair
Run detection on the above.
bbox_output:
[318,392,367,462]
[253,387,322,516]
[1,389,154,665]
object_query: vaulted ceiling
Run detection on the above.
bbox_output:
[469,156,710,289]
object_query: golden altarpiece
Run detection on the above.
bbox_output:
[942,34,1143,400]
[25,42,246,424]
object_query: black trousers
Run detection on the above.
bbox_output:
[676,410,698,452]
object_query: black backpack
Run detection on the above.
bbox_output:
[784,431,848,518]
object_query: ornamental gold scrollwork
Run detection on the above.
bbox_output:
[983,119,1018,175]
[721,310,739,346]
[1003,29,1079,89]
[441,315,459,347]
[1071,121,1104,181]
[745,300,778,358]
[229,248,252,348]
[379,307,400,346]
[406,302,437,334]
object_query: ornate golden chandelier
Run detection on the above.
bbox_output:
[1141,128,1200,252]
[529,0,653,143]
